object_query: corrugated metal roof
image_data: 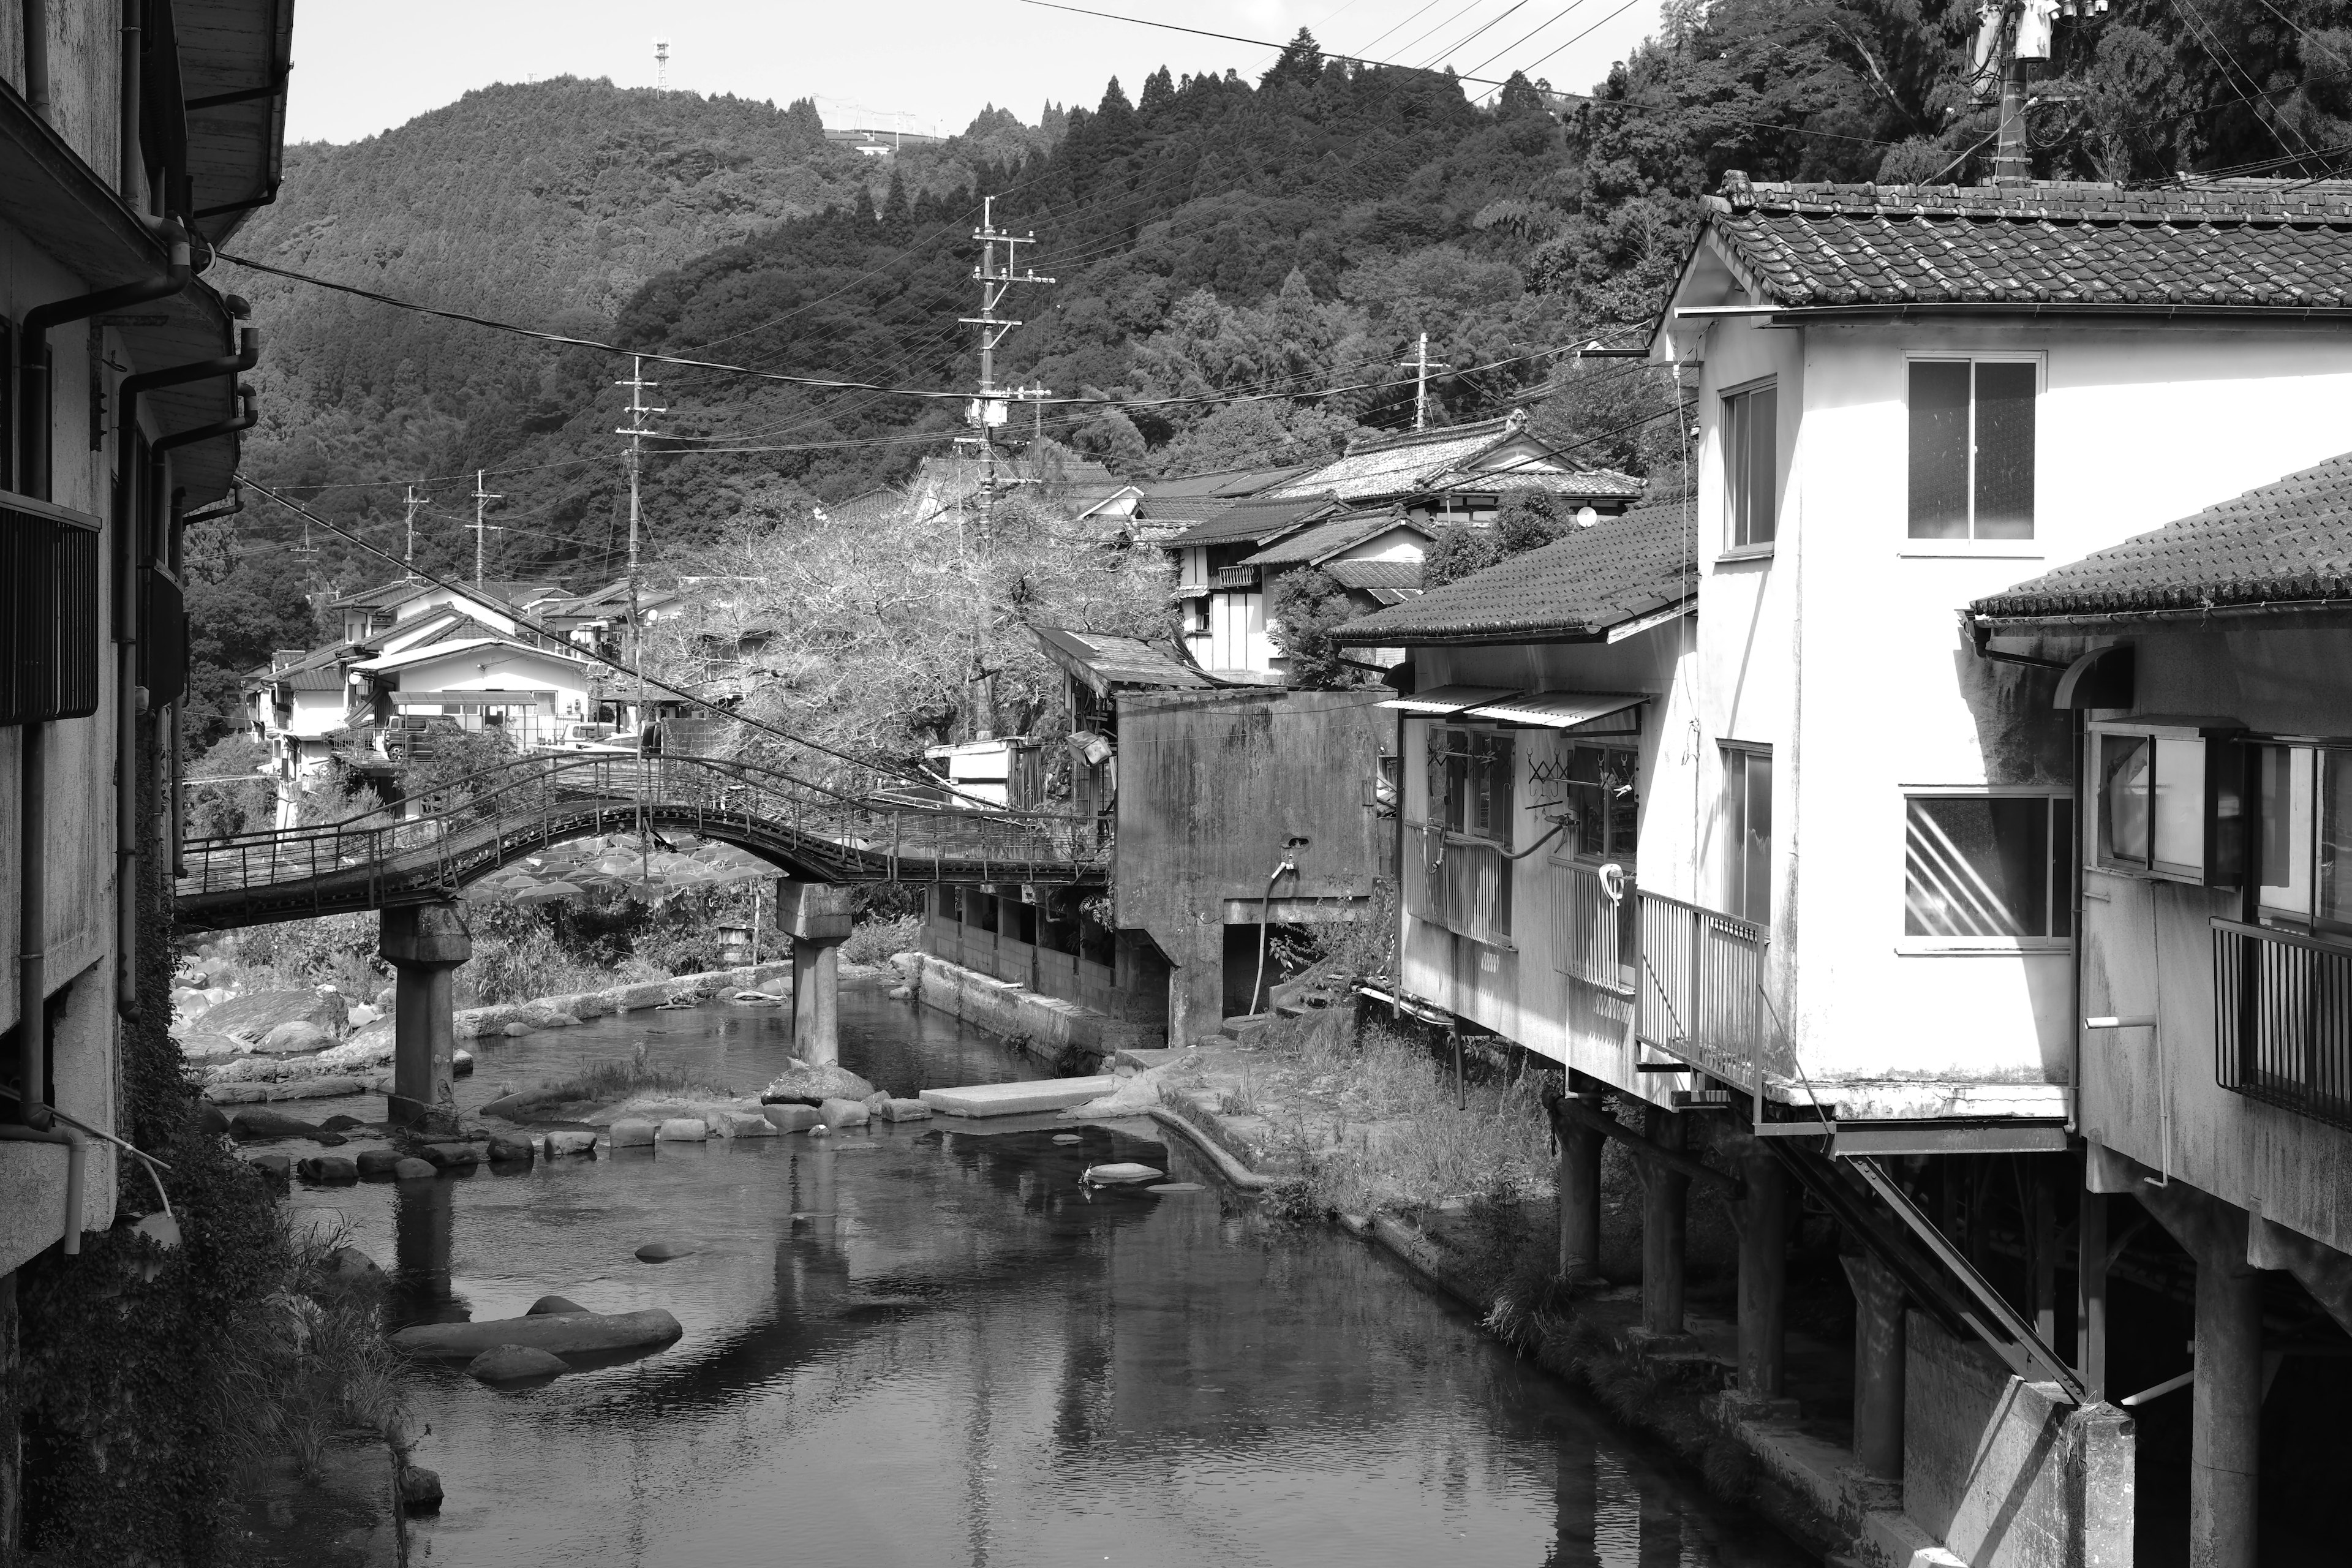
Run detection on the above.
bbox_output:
[1336,494,1696,646]
[1031,626,1213,695]
[1465,691,1647,729]
[1378,684,1520,714]
[1709,173,2352,311]
[1971,449,2352,620]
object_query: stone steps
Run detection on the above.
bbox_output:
[918,1076,1120,1118]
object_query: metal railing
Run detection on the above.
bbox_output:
[2214,918,2352,1131]
[1553,861,1634,995]
[176,752,1112,925]
[1635,888,1776,1098]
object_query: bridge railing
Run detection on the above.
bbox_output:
[176,752,1112,903]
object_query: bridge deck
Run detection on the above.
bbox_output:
[175,755,1107,930]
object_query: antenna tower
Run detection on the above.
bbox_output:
[615,356,665,766]
[654,38,670,89]
[470,469,504,587]
[1399,331,1451,432]
[402,483,428,578]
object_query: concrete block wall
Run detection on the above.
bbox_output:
[1900,1312,2133,1567]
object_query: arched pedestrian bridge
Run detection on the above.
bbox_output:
[175,753,1110,932]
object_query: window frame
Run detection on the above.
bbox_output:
[2247,737,2352,939]
[1899,786,2075,954]
[2088,719,2246,889]
[1414,723,1520,949]
[1905,353,2042,543]
[1721,741,1773,927]
[1721,375,1777,557]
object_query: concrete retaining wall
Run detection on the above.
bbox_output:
[897,951,1161,1059]
[1893,1313,2133,1568]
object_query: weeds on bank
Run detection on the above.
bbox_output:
[1235,1014,1556,1216]
[842,911,922,967]
[533,1042,732,1103]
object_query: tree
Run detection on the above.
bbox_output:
[181,546,325,752]
[1266,568,1365,688]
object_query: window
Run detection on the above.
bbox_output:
[1561,742,1640,862]
[1905,795,2073,944]
[1418,727,1517,946]
[1723,380,1776,550]
[2094,725,2244,884]
[2256,744,2352,933]
[1908,359,2036,540]
[1722,744,1771,925]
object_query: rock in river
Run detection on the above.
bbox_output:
[1082,1163,1166,1186]
[228,1108,347,1145]
[355,1148,405,1178]
[543,1130,597,1157]
[817,1096,869,1129]
[390,1307,685,1360]
[762,1104,821,1134]
[635,1241,693,1263]
[528,1295,589,1316]
[296,1155,358,1183]
[392,1157,438,1181]
[609,1119,656,1148]
[655,1117,707,1142]
[760,1061,876,1106]
[467,1344,570,1385]
[399,1464,443,1513]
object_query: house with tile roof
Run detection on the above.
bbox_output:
[1267,408,1643,522]
[1164,493,1436,679]
[1128,461,1322,543]
[1327,175,2352,1568]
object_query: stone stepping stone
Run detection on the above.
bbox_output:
[609,1119,657,1147]
[1147,1183,1205,1194]
[1081,1163,1166,1186]
[393,1157,438,1180]
[655,1118,707,1142]
[635,1241,694,1263]
[296,1155,358,1183]
[355,1148,404,1178]
[543,1130,597,1156]
[763,1104,821,1133]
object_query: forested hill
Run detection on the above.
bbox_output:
[227,78,1054,510]
[224,0,2348,594]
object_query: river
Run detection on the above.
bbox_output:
[295,984,1811,1567]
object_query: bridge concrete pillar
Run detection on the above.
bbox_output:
[779,883,854,1066]
[381,902,471,1133]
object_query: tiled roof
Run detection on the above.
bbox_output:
[1268,410,1637,502]
[1137,462,1322,503]
[1241,510,1430,568]
[1136,495,1239,527]
[1709,173,2352,310]
[1334,495,1695,646]
[1423,465,1646,499]
[1166,492,1340,548]
[1972,450,2352,619]
[1324,558,1423,591]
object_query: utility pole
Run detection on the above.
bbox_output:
[402,484,427,579]
[615,356,665,772]
[1399,331,1450,432]
[469,469,503,587]
[956,196,1054,738]
[1973,0,2062,185]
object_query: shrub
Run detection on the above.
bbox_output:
[842,911,922,967]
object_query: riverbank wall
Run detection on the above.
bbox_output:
[891,951,1159,1069]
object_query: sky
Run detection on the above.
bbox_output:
[282,0,1667,145]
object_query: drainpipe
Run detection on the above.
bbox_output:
[115,333,258,1012]
[15,720,47,1121]
[20,0,51,122]
[2069,705,2086,1133]
[118,0,145,208]
[20,236,191,502]
[0,1121,89,1255]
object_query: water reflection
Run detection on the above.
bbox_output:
[311,992,1806,1567]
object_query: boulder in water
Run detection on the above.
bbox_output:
[399,1464,443,1513]
[467,1344,569,1385]
[544,1130,597,1156]
[296,1155,358,1183]
[1082,1163,1166,1186]
[257,1019,333,1055]
[527,1295,589,1316]
[635,1241,693,1263]
[202,988,349,1046]
[760,1061,876,1106]
[874,1098,931,1123]
[817,1096,869,1129]
[487,1136,536,1164]
[229,1109,345,1145]
[763,1104,821,1133]
[246,1152,291,1178]
[609,1119,657,1147]
[392,1157,438,1180]
[654,1118,707,1142]
[391,1307,684,1360]
[718,1111,776,1138]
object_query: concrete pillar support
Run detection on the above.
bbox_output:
[1841,1251,1907,1480]
[1639,1104,1689,1337]
[2136,1178,2262,1568]
[779,881,853,1066]
[1736,1145,1790,1398]
[380,902,470,1133]
[1557,1096,1605,1284]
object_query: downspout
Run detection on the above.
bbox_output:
[2069,705,2086,1133]
[167,486,185,874]
[113,333,255,1019]
[20,0,51,122]
[118,0,145,209]
[13,238,188,1121]
[0,1121,89,1255]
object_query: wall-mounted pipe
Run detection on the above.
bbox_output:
[20,0,51,121]
[21,238,191,502]
[111,336,257,1019]
[15,720,47,1123]
[0,1121,89,1255]
[118,0,144,206]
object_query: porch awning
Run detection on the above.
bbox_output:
[1465,690,1649,731]
[1377,684,1520,715]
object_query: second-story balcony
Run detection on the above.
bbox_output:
[1632,887,1780,1098]
[2214,918,2352,1131]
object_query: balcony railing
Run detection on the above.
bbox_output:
[1634,889,1774,1097]
[2214,918,2352,1131]
[1555,861,1634,995]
